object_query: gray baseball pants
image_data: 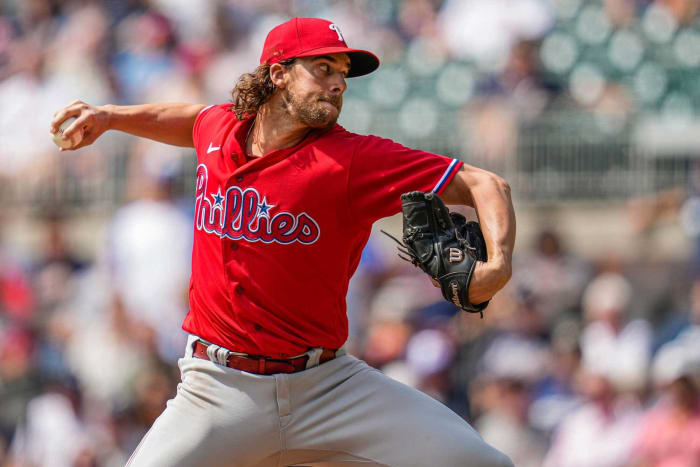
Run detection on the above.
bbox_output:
[127,335,513,467]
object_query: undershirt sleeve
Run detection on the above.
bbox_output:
[348,134,463,226]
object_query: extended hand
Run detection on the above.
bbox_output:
[50,100,110,151]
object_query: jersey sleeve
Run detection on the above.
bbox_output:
[348,134,463,225]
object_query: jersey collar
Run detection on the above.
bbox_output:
[231,116,331,175]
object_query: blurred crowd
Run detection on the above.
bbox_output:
[3,209,700,466]
[351,224,700,467]
[1,0,700,466]
[1,0,698,198]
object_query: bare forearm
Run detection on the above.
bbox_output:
[468,174,515,302]
[50,100,206,151]
[441,165,516,303]
[101,103,205,147]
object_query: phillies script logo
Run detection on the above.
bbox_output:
[195,164,320,244]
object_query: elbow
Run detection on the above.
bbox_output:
[491,173,511,197]
[500,262,512,286]
[502,179,512,197]
[491,252,513,289]
[471,169,511,198]
[491,261,512,290]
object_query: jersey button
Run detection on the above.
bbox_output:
[235,285,244,295]
[230,243,238,251]
[236,175,244,182]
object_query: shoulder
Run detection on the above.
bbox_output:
[193,103,245,152]
[310,125,362,157]
[318,125,410,157]
[317,124,361,145]
[318,125,394,145]
[195,103,243,134]
[198,103,237,122]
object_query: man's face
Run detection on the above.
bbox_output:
[280,53,350,129]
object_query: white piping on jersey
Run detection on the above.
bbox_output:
[198,104,215,116]
[432,158,460,193]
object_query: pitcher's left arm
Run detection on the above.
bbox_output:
[439,164,516,304]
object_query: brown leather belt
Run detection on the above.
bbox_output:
[192,340,338,375]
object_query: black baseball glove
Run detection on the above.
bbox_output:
[382,191,489,315]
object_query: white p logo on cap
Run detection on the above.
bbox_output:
[329,23,344,42]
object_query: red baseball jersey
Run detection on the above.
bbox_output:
[184,104,463,357]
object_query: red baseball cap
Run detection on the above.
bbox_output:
[260,17,380,78]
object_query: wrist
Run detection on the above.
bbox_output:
[97,104,115,131]
[486,252,511,283]
[468,260,511,304]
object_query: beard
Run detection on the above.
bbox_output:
[282,88,342,130]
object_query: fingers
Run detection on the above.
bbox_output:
[61,115,87,141]
[57,132,94,152]
[51,100,109,151]
[50,107,81,134]
[70,136,95,151]
[50,100,87,134]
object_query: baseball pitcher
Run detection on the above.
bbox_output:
[51,18,516,467]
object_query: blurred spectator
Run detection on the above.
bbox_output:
[580,272,652,392]
[44,4,113,105]
[542,271,653,465]
[33,215,86,313]
[476,378,547,467]
[150,0,218,42]
[543,367,644,467]
[64,294,152,409]
[631,348,700,466]
[652,276,700,354]
[660,0,699,24]
[438,0,553,72]
[650,302,700,391]
[467,288,550,466]
[604,0,638,27]
[361,276,419,363]
[110,366,177,465]
[0,326,41,457]
[498,40,552,120]
[513,228,591,322]
[105,141,192,362]
[679,168,700,275]
[363,315,413,370]
[529,320,583,435]
[397,0,438,39]
[345,233,397,354]
[404,327,456,402]
[0,36,64,177]
[0,250,34,323]
[477,294,549,384]
[30,215,88,386]
[9,378,97,467]
[459,97,518,171]
[113,11,176,102]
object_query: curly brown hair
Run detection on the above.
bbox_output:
[230,58,296,121]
